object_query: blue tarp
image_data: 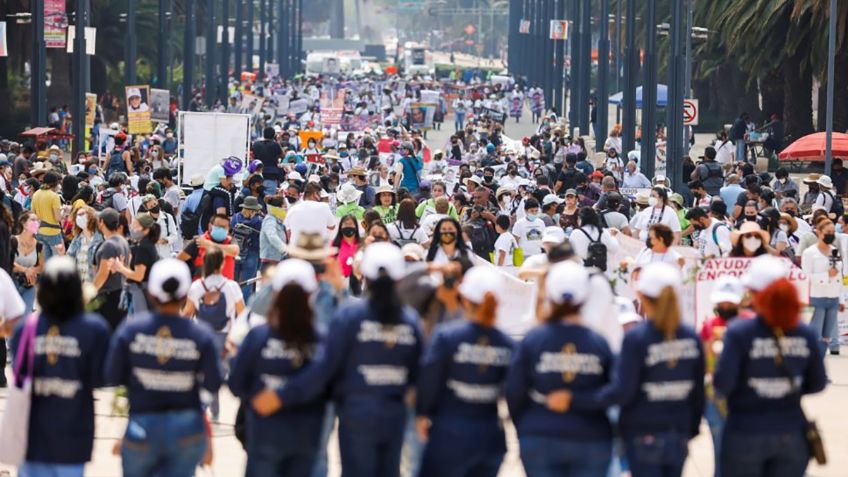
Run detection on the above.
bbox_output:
[608,84,668,108]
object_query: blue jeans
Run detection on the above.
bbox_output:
[246,414,324,477]
[720,432,809,477]
[121,409,207,477]
[418,419,505,477]
[263,179,279,197]
[519,435,612,477]
[18,462,85,477]
[624,431,689,477]
[735,140,747,163]
[401,406,424,477]
[209,332,228,420]
[36,233,63,261]
[454,113,465,132]
[235,250,260,303]
[337,410,406,477]
[16,283,36,316]
[809,296,839,356]
[704,398,726,477]
[310,403,336,477]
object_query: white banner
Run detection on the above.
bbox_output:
[178,112,251,186]
[65,26,96,55]
[470,254,537,337]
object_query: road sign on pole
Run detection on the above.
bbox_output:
[683,99,699,126]
[549,20,568,40]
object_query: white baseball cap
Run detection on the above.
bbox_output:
[710,275,745,305]
[272,259,318,293]
[542,226,566,245]
[148,259,192,302]
[459,266,504,304]
[127,87,142,99]
[546,261,590,305]
[742,255,789,292]
[615,296,641,326]
[361,242,405,281]
[636,263,682,299]
[542,194,564,207]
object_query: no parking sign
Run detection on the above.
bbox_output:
[683,99,699,126]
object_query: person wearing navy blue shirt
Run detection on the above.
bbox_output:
[105,258,223,477]
[569,263,706,477]
[714,256,827,477]
[231,197,265,302]
[505,261,614,477]
[251,242,424,477]
[229,259,326,477]
[416,266,515,477]
[10,257,111,477]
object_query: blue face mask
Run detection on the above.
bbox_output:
[340,151,349,158]
[527,214,537,221]
[210,226,228,242]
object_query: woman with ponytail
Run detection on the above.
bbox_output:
[569,262,705,477]
[105,259,223,477]
[416,266,515,477]
[713,255,827,477]
[505,261,614,477]
[251,242,423,477]
[228,259,326,477]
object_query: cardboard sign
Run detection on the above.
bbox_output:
[125,84,152,134]
[84,93,97,128]
[150,88,170,123]
[289,98,309,115]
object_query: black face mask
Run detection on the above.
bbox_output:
[744,215,758,222]
[484,175,494,182]
[286,196,298,204]
[646,237,653,249]
[716,307,739,321]
[443,275,457,289]
[147,205,160,214]
[823,233,836,245]
[341,227,357,237]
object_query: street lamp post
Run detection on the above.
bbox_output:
[267,0,274,64]
[683,0,693,154]
[553,0,566,113]
[259,0,265,79]
[568,0,580,135]
[30,0,47,126]
[596,0,610,152]
[182,0,195,110]
[205,0,216,107]
[578,0,590,135]
[622,0,636,153]
[72,0,89,154]
[295,0,304,74]
[825,0,836,174]
[126,0,137,85]
[220,0,229,103]
[641,0,657,178]
[277,0,286,77]
[234,0,242,77]
[246,0,254,74]
[667,0,685,193]
[157,0,170,89]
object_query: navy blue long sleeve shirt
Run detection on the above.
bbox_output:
[417,321,514,425]
[104,312,223,413]
[278,299,423,418]
[713,316,827,434]
[10,313,111,464]
[228,324,326,444]
[571,322,706,438]
[505,321,613,440]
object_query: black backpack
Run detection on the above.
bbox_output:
[468,219,495,259]
[98,189,116,211]
[392,223,420,247]
[824,191,845,217]
[578,227,607,271]
[180,193,210,240]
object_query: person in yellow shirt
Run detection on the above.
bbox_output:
[31,171,65,258]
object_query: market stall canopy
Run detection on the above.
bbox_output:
[778,132,848,161]
[19,127,74,140]
[608,85,668,108]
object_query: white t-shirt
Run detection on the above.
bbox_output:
[512,217,546,256]
[284,200,337,245]
[494,232,518,266]
[634,247,682,267]
[421,213,449,238]
[187,275,244,330]
[632,206,682,240]
[388,222,429,246]
[714,139,734,166]
[0,269,26,319]
[701,219,732,258]
[569,225,621,266]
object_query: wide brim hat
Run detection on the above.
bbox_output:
[336,183,363,203]
[31,161,53,176]
[375,184,395,196]
[817,175,834,189]
[240,196,263,210]
[730,221,770,247]
[286,232,338,262]
[802,173,821,184]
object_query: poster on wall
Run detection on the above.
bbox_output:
[125,85,152,134]
[150,88,171,123]
[0,22,7,57]
[45,0,68,48]
[85,93,97,128]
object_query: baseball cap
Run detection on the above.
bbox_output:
[615,296,641,326]
[545,261,590,305]
[542,194,564,207]
[710,275,745,305]
[148,258,192,302]
[361,242,405,281]
[564,188,577,197]
[636,263,682,299]
[458,266,504,304]
[272,259,318,293]
[542,226,566,245]
[127,87,142,98]
[742,255,789,292]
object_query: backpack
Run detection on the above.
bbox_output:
[393,223,420,247]
[711,223,730,247]
[106,149,127,177]
[578,227,607,271]
[180,193,209,240]
[468,220,496,259]
[98,188,116,211]
[196,280,230,331]
[824,191,845,217]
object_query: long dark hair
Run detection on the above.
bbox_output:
[426,217,469,262]
[38,256,84,321]
[332,214,360,248]
[71,185,95,205]
[268,284,317,357]
[368,273,403,324]
[578,206,601,229]
[396,198,419,229]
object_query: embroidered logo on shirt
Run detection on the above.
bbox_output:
[536,343,603,382]
[453,341,513,372]
[128,327,201,365]
[446,380,500,403]
[749,337,810,360]
[641,380,695,401]
[357,321,417,349]
[357,365,408,386]
[35,328,81,366]
[645,338,700,369]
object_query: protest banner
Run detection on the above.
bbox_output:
[298,131,324,150]
[178,112,251,186]
[289,98,309,115]
[84,93,97,128]
[470,254,537,337]
[275,96,290,115]
[420,90,440,105]
[529,90,545,114]
[619,188,651,198]
[509,96,523,118]
[150,89,170,123]
[125,85,152,134]
[409,103,435,130]
[483,107,506,124]
[45,0,67,48]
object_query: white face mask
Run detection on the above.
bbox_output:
[779,224,790,233]
[648,197,659,208]
[743,237,762,252]
[75,215,88,230]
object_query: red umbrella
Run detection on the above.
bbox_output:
[778,132,848,161]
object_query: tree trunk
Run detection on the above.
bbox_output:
[759,68,784,120]
[783,47,814,140]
